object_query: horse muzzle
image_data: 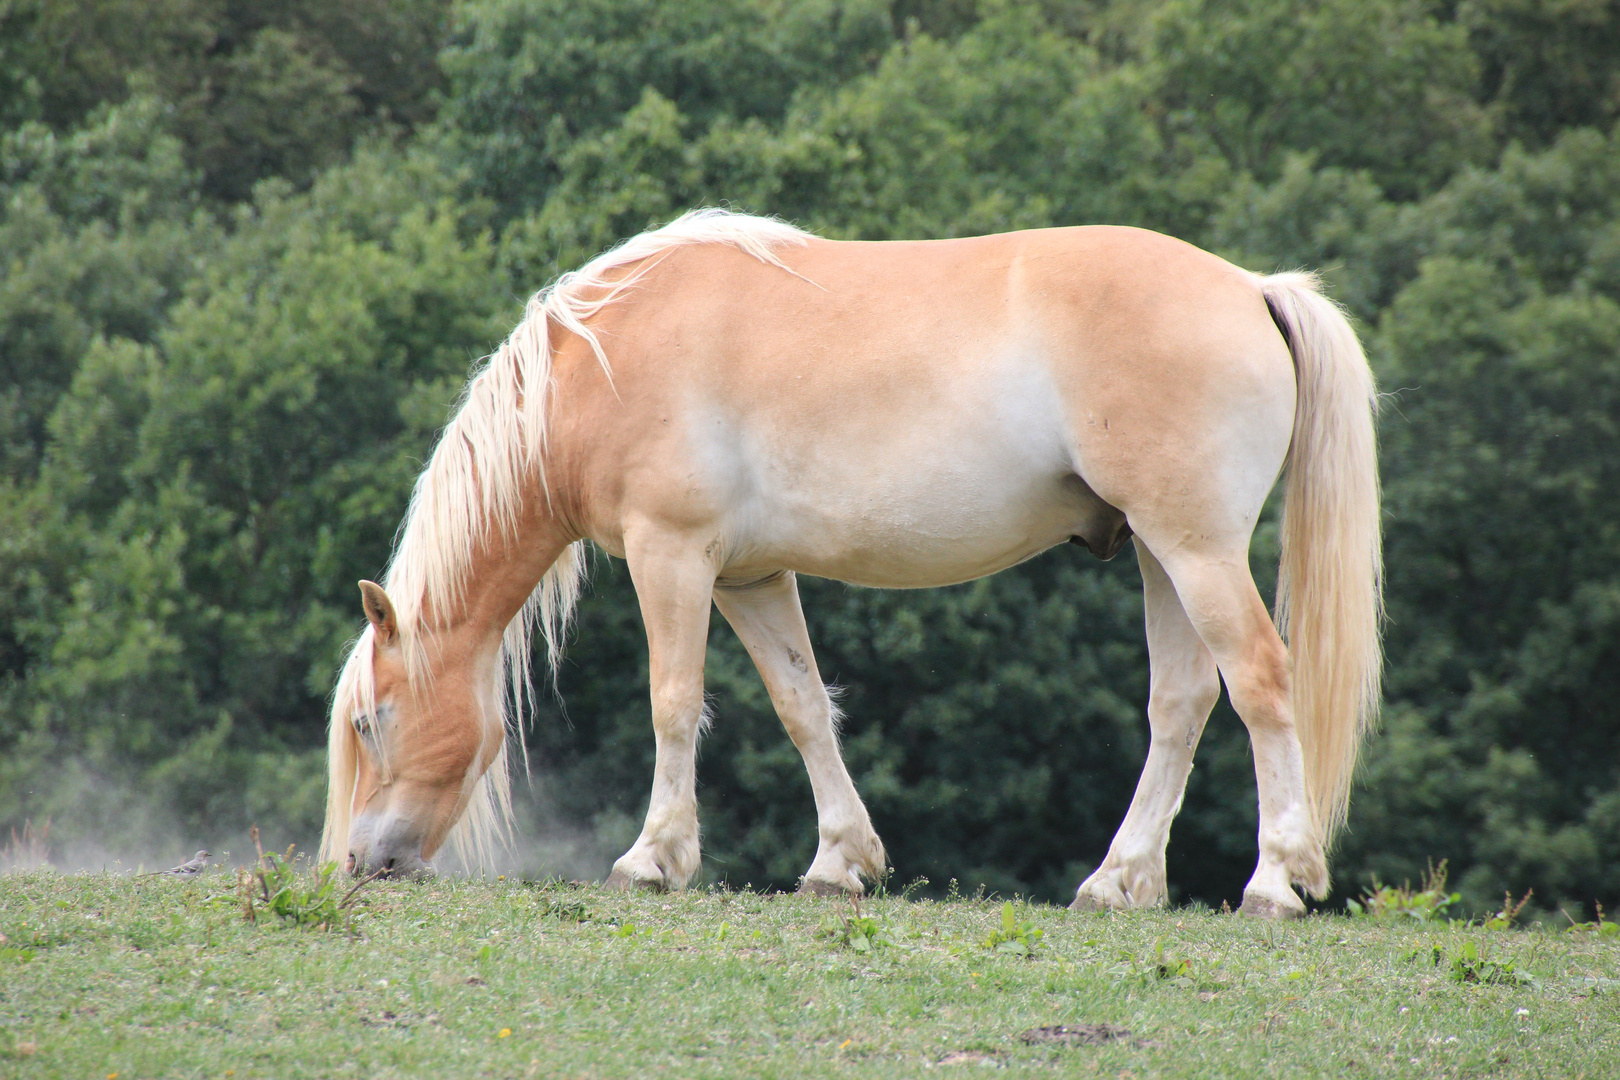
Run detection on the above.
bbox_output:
[347,812,434,879]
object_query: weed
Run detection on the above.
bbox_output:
[981,902,1043,958]
[238,826,374,932]
[522,878,595,922]
[822,896,893,954]
[898,876,931,901]
[534,895,593,923]
[1346,860,1460,923]
[1405,943,1446,967]
[1482,889,1534,930]
[1447,940,1535,987]
[0,944,35,965]
[1413,939,1535,987]
[1562,903,1620,940]
[1148,939,1192,981]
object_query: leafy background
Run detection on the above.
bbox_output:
[2,0,1619,914]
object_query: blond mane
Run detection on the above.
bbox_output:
[320,209,814,869]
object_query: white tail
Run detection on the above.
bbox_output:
[1261,272,1383,845]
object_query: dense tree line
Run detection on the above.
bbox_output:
[2,0,1618,913]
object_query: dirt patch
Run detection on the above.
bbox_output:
[935,1049,1005,1066]
[1018,1024,1133,1046]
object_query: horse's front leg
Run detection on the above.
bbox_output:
[713,572,887,894]
[604,533,718,892]
[1074,540,1220,911]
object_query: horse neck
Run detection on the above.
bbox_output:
[412,509,576,656]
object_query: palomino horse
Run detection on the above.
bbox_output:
[320,210,1380,917]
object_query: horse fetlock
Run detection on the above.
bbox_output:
[804,826,886,894]
[1260,818,1329,900]
[847,826,888,882]
[1288,845,1330,900]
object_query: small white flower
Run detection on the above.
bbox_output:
[1515,1008,1529,1017]
[376,979,390,988]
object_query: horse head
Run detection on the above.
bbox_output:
[333,580,507,879]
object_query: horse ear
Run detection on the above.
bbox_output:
[358,580,398,645]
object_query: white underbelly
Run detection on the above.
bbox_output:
[718,414,1093,587]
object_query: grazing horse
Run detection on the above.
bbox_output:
[319,209,1381,918]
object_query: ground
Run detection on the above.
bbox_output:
[1,871,1616,1078]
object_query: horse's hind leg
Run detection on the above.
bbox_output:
[713,572,886,894]
[604,533,718,892]
[1073,539,1220,911]
[1151,544,1329,918]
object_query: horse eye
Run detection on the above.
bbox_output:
[353,712,373,735]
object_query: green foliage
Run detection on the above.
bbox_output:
[1145,0,1491,197]
[1482,890,1534,931]
[0,945,35,965]
[0,0,450,198]
[1445,940,1537,987]
[437,0,892,215]
[822,897,895,954]
[241,833,368,931]
[1462,0,1620,145]
[980,902,1044,957]
[1346,861,1462,923]
[0,140,510,856]
[528,888,594,924]
[1564,903,1620,940]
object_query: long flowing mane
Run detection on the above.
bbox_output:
[320,209,815,868]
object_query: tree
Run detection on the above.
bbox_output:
[0,146,511,854]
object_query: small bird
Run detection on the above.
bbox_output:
[146,850,211,878]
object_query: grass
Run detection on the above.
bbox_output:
[1,871,1617,1078]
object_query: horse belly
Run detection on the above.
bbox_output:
[715,375,1096,589]
[764,474,1084,588]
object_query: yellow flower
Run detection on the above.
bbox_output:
[498,1028,512,1039]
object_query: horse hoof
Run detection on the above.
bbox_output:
[1238,892,1305,920]
[798,877,858,897]
[603,869,666,893]
[1068,894,1117,913]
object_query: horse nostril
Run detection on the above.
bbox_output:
[383,856,397,871]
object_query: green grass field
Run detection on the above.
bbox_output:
[1,870,1616,1079]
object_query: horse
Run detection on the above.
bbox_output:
[318,209,1381,918]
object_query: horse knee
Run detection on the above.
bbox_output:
[650,680,707,735]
